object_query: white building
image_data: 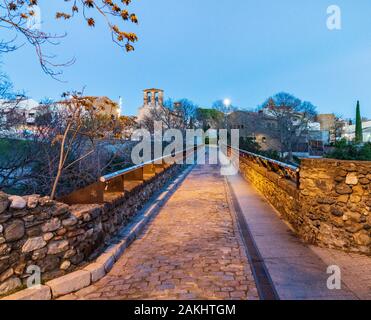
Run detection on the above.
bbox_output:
[343,121,371,142]
[0,98,40,125]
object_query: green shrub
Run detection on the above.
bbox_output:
[325,139,371,161]
[239,137,261,154]
[239,137,283,161]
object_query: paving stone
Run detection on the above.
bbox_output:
[227,172,369,300]
[59,163,259,300]
[54,156,371,300]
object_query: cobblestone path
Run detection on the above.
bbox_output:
[60,164,259,300]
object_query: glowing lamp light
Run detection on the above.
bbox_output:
[223,98,231,107]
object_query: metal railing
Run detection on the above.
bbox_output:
[60,146,197,205]
[227,145,300,187]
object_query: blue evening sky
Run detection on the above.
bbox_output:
[2,0,371,118]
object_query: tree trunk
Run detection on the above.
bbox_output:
[50,122,71,200]
[287,137,293,161]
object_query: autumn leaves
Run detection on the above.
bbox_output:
[54,0,139,52]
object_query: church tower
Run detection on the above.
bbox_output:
[137,88,164,122]
[142,88,164,108]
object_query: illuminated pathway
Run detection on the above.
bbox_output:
[226,173,371,300]
[59,163,259,300]
[58,159,371,300]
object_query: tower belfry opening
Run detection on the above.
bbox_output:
[143,88,164,108]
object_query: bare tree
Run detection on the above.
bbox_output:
[173,99,198,129]
[0,93,137,198]
[0,0,138,77]
[262,92,317,160]
[329,115,346,144]
[49,92,120,199]
[142,100,185,132]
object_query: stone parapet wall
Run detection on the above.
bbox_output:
[0,164,185,295]
[238,159,302,231]
[299,159,370,255]
[237,156,371,256]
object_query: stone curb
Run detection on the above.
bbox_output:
[1,165,194,301]
[1,285,52,300]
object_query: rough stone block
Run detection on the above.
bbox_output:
[2,285,51,300]
[22,237,47,253]
[346,172,358,185]
[0,267,14,282]
[47,240,69,255]
[0,277,21,295]
[335,184,352,195]
[46,270,91,298]
[60,260,71,271]
[0,195,9,214]
[8,196,27,210]
[42,218,61,233]
[62,216,78,227]
[4,219,25,242]
[27,195,40,209]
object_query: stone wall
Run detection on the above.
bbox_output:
[238,158,302,231]
[299,159,370,255]
[237,156,371,256]
[0,164,185,295]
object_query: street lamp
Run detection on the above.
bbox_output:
[223,98,231,109]
[222,99,232,131]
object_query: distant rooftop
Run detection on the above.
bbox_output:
[143,88,164,92]
[0,98,39,110]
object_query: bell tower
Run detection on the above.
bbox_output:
[143,88,164,108]
[138,88,165,122]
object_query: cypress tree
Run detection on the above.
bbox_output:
[355,101,363,144]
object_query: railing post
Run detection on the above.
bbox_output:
[60,146,198,205]
[105,176,124,193]
[154,161,165,173]
[143,163,156,180]
[59,181,105,205]
[123,167,144,192]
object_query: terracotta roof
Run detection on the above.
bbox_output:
[143,88,164,92]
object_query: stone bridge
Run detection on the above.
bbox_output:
[1,147,370,300]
